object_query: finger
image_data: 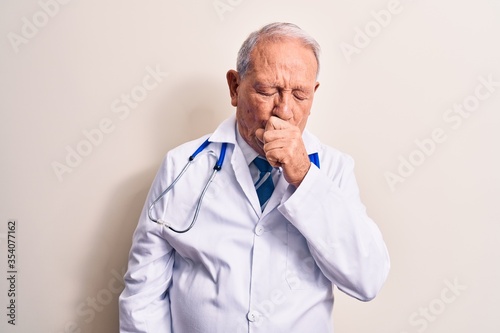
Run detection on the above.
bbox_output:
[263,127,301,145]
[265,143,310,187]
[265,152,282,168]
[266,116,291,131]
[262,129,283,145]
[263,139,294,162]
[263,135,308,162]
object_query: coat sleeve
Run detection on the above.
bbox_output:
[119,156,175,333]
[278,153,390,301]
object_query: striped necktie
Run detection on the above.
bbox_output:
[253,157,275,210]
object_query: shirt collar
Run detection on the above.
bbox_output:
[236,124,260,167]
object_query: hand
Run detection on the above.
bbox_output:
[255,116,311,187]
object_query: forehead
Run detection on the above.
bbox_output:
[247,38,318,82]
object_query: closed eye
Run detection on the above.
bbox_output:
[256,90,276,97]
[293,91,308,101]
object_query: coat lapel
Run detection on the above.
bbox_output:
[210,116,261,218]
[261,170,288,218]
[230,144,261,218]
[208,115,323,221]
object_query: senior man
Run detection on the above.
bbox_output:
[119,22,390,332]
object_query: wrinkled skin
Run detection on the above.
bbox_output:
[226,38,320,187]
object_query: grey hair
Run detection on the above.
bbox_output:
[236,22,321,79]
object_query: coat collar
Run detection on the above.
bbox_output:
[209,115,322,218]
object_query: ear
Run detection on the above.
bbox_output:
[314,81,320,93]
[226,70,240,107]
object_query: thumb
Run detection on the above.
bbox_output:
[255,128,265,144]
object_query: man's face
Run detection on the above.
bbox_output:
[227,38,320,156]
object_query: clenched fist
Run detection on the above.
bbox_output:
[255,116,311,187]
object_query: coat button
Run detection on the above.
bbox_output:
[247,310,261,322]
[255,225,265,236]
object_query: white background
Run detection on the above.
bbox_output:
[1,0,499,332]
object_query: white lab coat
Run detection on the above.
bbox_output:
[119,115,390,333]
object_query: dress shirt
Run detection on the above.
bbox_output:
[119,115,390,333]
[236,127,280,210]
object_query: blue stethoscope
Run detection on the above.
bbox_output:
[148,138,320,233]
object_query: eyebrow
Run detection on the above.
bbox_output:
[253,81,311,92]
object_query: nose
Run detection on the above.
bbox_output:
[272,92,293,120]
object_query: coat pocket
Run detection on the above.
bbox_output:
[285,224,329,290]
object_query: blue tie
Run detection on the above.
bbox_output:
[253,157,275,210]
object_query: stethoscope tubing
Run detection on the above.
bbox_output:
[148,140,227,233]
[148,137,319,233]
